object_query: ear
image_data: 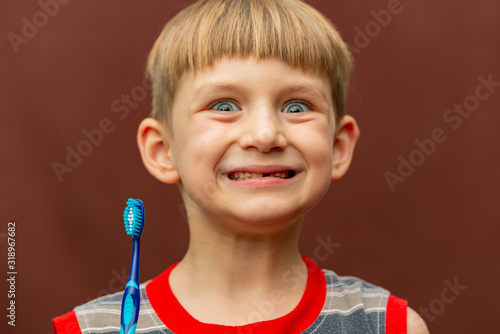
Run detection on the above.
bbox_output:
[137,118,180,184]
[331,115,360,181]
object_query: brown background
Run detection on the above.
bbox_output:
[1,0,499,333]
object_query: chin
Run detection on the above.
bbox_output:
[224,207,305,233]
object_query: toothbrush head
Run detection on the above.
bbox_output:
[123,198,144,239]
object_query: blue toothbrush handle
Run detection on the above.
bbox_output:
[120,282,140,334]
[120,239,141,334]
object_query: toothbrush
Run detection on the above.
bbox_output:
[120,198,145,334]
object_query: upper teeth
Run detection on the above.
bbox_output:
[229,171,292,181]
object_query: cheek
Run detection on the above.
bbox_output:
[174,139,217,210]
[311,142,334,181]
[174,126,223,192]
[305,137,334,203]
[302,124,334,172]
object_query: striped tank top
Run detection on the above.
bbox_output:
[52,256,407,333]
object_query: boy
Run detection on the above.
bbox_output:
[53,0,429,333]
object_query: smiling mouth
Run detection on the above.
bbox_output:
[228,171,296,181]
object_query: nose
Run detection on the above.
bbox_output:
[238,105,287,152]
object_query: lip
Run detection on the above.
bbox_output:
[224,164,299,174]
[221,165,302,187]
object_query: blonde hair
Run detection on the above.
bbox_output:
[146,0,353,130]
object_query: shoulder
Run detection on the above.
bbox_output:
[323,269,389,288]
[53,289,125,334]
[53,288,127,334]
[53,281,166,334]
[407,306,430,334]
[323,270,390,318]
[73,287,125,319]
[321,269,422,334]
[322,268,391,299]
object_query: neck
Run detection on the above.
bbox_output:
[168,215,308,325]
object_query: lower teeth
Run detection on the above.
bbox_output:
[229,172,294,181]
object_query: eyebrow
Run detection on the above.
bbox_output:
[193,82,328,101]
[284,84,329,101]
[193,83,242,100]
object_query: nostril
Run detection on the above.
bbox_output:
[238,127,287,153]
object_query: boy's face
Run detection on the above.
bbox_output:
[152,56,355,233]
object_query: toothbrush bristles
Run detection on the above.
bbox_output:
[123,198,144,238]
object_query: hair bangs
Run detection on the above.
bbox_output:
[147,0,353,128]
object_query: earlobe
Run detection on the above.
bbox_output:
[331,115,360,181]
[137,118,180,184]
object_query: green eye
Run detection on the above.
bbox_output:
[211,101,241,112]
[283,102,310,113]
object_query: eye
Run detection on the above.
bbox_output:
[282,101,311,113]
[210,100,241,112]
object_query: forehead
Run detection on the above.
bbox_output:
[176,56,332,102]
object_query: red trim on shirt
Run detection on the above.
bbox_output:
[146,256,326,334]
[386,294,408,334]
[52,310,82,334]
